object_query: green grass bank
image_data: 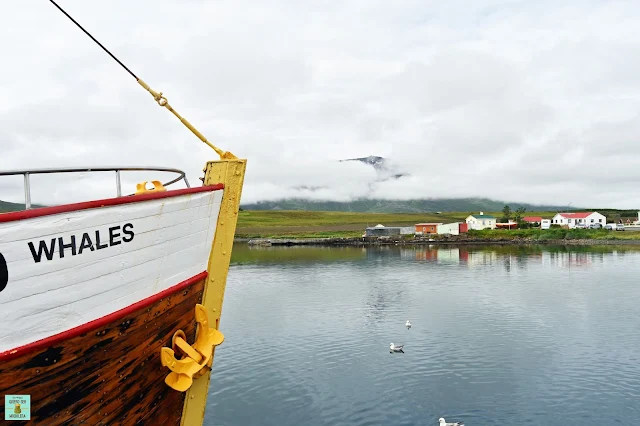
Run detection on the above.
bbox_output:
[235,210,640,240]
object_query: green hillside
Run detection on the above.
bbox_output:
[0,200,28,213]
[240,197,580,213]
[0,200,45,212]
[582,209,639,221]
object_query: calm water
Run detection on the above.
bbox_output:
[205,244,640,426]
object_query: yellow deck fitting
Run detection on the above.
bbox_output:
[135,180,167,194]
[160,304,224,392]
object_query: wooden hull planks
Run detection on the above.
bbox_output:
[0,273,206,425]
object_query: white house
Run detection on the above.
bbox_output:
[437,222,460,235]
[551,212,606,229]
[465,212,497,230]
[541,219,551,229]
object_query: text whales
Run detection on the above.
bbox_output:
[27,223,135,263]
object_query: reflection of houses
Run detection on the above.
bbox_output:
[465,250,499,266]
[414,247,460,263]
[400,248,420,260]
[551,212,606,228]
[415,247,438,261]
[459,248,469,262]
[546,251,599,268]
[437,247,460,264]
[465,212,497,230]
[365,224,414,237]
[365,246,403,261]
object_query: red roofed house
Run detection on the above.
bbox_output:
[523,216,543,225]
[551,212,606,229]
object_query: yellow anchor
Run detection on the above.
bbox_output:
[160,304,224,392]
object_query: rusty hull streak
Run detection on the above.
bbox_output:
[0,278,206,425]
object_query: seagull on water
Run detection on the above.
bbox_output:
[439,417,464,426]
[389,343,404,353]
[405,320,411,329]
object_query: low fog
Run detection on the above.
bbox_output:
[1,1,639,208]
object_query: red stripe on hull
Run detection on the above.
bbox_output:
[0,271,208,362]
[0,184,224,223]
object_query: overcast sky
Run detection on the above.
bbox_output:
[1,0,638,208]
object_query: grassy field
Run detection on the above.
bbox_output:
[236,210,466,238]
[235,210,563,239]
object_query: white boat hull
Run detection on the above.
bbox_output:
[0,186,223,353]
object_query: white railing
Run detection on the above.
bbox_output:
[0,166,190,210]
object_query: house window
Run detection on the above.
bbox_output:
[590,219,594,223]
[599,219,602,223]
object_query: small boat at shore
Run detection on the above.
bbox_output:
[0,2,246,424]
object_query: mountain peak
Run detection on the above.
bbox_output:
[341,155,386,169]
[339,155,408,180]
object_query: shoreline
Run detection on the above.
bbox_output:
[235,236,640,247]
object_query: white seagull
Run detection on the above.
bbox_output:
[439,417,464,426]
[389,343,404,353]
[405,320,411,329]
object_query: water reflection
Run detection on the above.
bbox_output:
[214,243,640,426]
[231,244,367,264]
[232,242,640,265]
[232,243,640,272]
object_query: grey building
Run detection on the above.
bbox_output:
[365,224,406,237]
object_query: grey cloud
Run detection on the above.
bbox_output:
[1,0,640,209]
